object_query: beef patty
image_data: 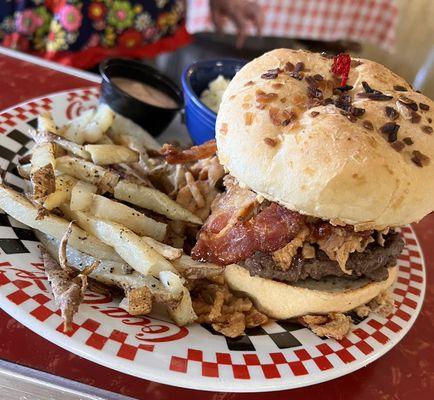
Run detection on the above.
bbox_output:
[242,232,404,283]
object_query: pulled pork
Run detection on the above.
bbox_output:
[175,156,225,221]
[176,179,219,222]
[190,156,225,188]
[136,142,224,249]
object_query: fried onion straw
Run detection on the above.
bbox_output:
[160,139,217,164]
[42,223,100,331]
[58,221,76,276]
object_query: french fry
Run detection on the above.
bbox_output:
[31,124,91,161]
[17,163,31,180]
[141,236,182,260]
[36,230,131,277]
[37,231,184,309]
[159,271,197,326]
[84,144,139,165]
[60,204,178,276]
[57,105,114,144]
[70,181,97,211]
[89,194,167,240]
[114,180,202,225]
[38,131,91,160]
[30,143,56,171]
[95,135,114,144]
[159,270,184,296]
[43,175,77,211]
[0,185,120,261]
[83,104,114,143]
[30,142,56,199]
[119,286,152,316]
[37,112,57,134]
[55,156,119,193]
[109,112,160,151]
[57,109,93,144]
[171,255,224,279]
[58,221,76,275]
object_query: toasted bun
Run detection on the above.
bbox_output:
[216,49,434,230]
[224,264,397,319]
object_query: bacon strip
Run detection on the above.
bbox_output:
[192,179,377,269]
[160,139,217,164]
[191,186,306,265]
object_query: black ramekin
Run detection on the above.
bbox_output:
[99,58,183,137]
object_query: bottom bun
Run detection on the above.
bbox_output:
[224,264,398,320]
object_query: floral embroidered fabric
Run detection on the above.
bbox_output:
[0,0,190,68]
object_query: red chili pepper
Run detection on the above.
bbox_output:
[332,53,351,87]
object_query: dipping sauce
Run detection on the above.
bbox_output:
[112,77,178,109]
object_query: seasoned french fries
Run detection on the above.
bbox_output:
[109,112,160,151]
[32,125,92,161]
[89,194,167,240]
[0,103,231,332]
[41,248,84,332]
[57,105,114,144]
[95,135,114,144]
[114,180,202,224]
[61,205,178,277]
[55,156,119,193]
[84,144,139,165]
[36,230,132,276]
[0,185,120,261]
[141,236,182,260]
[69,181,98,211]
[43,175,77,210]
[40,132,91,160]
[56,139,91,160]
[83,104,114,143]
[69,181,97,211]
[159,271,197,326]
[171,255,224,279]
[30,142,56,199]
[36,231,184,306]
[57,109,93,144]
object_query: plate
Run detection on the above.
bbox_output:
[0,87,426,392]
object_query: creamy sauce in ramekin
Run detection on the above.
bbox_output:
[112,77,178,109]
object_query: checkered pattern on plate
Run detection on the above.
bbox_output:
[0,88,425,392]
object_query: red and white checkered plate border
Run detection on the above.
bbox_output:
[0,88,426,392]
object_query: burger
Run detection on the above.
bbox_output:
[191,49,434,323]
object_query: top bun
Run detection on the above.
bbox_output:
[216,49,434,230]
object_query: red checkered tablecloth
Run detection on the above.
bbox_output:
[186,0,398,51]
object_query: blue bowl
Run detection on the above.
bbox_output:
[181,59,247,144]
